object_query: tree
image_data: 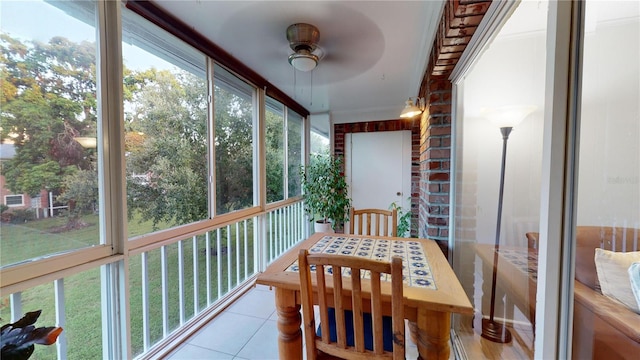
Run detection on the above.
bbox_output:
[125,68,209,228]
[213,86,254,214]
[1,34,96,209]
[57,169,98,229]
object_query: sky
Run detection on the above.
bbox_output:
[0,0,174,71]
[1,1,94,42]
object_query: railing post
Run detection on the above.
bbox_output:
[9,293,22,322]
[54,279,67,359]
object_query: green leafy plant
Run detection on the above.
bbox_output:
[1,310,63,360]
[390,199,415,237]
[299,154,351,229]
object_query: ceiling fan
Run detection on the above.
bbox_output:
[286,23,322,72]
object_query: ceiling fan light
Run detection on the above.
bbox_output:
[288,52,318,72]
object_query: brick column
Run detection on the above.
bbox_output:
[419,68,453,256]
[417,0,491,257]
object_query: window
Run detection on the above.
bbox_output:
[122,7,209,236]
[265,97,304,202]
[4,195,24,207]
[310,115,330,156]
[0,0,100,266]
[287,109,303,197]
[213,64,256,214]
[265,97,285,202]
[452,1,547,356]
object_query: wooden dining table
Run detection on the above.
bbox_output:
[256,232,473,359]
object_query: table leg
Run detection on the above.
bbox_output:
[275,288,302,360]
[412,308,451,360]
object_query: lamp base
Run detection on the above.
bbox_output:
[481,318,512,343]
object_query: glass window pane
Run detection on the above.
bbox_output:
[122,8,208,236]
[214,64,255,214]
[572,2,639,359]
[0,0,100,267]
[310,115,330,156]
[453,1,548,358]
[287,109,303,197]
[266,97,284,202]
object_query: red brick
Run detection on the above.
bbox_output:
[428,149,451,159]
[428,217,448,226]
[428,194,449,203]
[429,79,452,92]
[428,126,451,136]
[429,104,452,115]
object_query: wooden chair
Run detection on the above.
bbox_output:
[349,208,398,237]
[298,249,405,360]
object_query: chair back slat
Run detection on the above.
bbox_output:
[370,271,384,354]
[351,271,365,352]
[332,266,347,348]
[298,249,405,359]
[316,265,330,344]
[350,208,398,237]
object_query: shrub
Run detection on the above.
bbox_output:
[10,209,35,223]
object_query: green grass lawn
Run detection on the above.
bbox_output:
[1,213,258,359]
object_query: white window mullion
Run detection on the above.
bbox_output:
[99,0,129,358]
[54,279,67,359]
[536,1,583,359]
[283,107,289,199]
[207,58,216,218]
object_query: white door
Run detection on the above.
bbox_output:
[345,130,411,214]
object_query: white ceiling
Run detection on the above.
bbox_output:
[152,0,445,124]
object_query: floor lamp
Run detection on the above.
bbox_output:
[481,105,535,343]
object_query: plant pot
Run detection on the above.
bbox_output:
[314,220,334,233]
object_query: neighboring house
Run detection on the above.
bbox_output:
[0,143,49,218]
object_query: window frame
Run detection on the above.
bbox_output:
[4,195,24,207]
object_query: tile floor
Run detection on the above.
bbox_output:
[166,284,420,359]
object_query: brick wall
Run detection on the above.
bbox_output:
[417,0,491,257]
[334,119,421,237]
[418,69,453,256]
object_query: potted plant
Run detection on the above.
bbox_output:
[300,154,351,232]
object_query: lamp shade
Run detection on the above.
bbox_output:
[481,105,536,128]
[289,54,317,72]
[400,99,422,118]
